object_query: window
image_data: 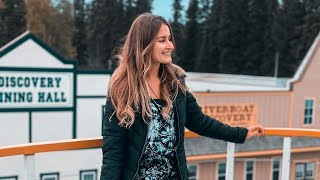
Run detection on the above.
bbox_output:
[0,176,18,180]
[304,99,314,124]
[187,165,197,180]
[245,161,254,180]
[295,162,315,180]
[272,160,280,180]
[40,173,59,180]
[217,162,226,180]
[80,170,97,180]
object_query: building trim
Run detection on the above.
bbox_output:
[0,176,18,180]
[193,91,291,96]
[0,108,73,112]
[77,70,112,74]
[0,32,76,66]
[77,96,106,99]
[291,32,320,84]
[187,146,320,162]
[29,112,32,143]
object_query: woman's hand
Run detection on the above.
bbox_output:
[246,125,265,139]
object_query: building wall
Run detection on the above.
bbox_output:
[0,112,29,146]
[198,162,215,180]
[194,92,291,128]
[292,38,320,129]
[255,161,271,180]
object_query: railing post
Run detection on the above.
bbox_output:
[226,142,235,180]
[24,154,35,180]
[281,137,291,180]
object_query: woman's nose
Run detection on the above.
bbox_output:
[167,41,174,50]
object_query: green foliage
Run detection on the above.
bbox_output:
[1,0,318,76]
[183,0,200,71]
[0,0,26,47]
[73,0,88,67]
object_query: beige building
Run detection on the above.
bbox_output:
[184,32,320,180]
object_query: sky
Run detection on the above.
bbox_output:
[152,0,190,21]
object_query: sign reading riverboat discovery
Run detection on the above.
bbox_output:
[201,104,257,127]
[0,71,73,109]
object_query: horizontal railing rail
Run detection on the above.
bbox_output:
[1,128,320,157]
[1,128,320,180]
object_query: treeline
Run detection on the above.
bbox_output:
[0,0,319,77]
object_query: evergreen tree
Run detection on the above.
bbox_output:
[170,0,185,66]
[301,0,320,65]
[124,0,136,32]
[211,0,248,74]
[194,0,212,72]
[276,0,305,77]
[88,0,125,69]
[73,0,88,67]
[135,0,152,14]
[0,0,26,47]
[206,0,223,73]
[183,0,199,71]
[246,0,278,76]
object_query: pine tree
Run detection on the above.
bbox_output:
[301,0,320,65]
[88,0,125,69]
[73,0,88,67]
[170,0,185,66]
[246,0,278,76]
[194,0,212,72]
[135,0,152,14]
[205,0,223,73]
[0,0,26,47]
[183,0,199,71]
[211,0,249,74]
[276,0,305,77]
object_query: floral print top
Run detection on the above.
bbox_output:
[135,99,178,180]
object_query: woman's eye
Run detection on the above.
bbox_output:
[159,39,165,42]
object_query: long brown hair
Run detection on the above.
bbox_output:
[108,13,186,128]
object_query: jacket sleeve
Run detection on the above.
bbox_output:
[100,98,128,180]
[185,91,248,143]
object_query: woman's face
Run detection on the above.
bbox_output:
[151,24,174,65]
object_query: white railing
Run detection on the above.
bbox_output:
[0,128,320,180]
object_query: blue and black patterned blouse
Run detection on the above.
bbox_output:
[135,99,178,180]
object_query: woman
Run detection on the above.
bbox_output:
[101,13,264,180]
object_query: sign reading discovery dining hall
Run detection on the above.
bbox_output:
[0,32,75,109]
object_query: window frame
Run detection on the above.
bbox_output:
[245,160,254,180]
[216,161,226,180]
[0,176,18,180]
[295,162,315,180]
[187,164,198,180]
[271,159,280,180]
[303,98,315,125]
[40,172,59,180]
[80,169,97,180]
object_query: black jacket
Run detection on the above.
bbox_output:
[100,89,248,180]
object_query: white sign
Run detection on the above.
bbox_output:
[0,71,73,108]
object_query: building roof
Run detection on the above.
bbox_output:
[185,31,320,93]
[185,136,320,156]
[186,72,290,92]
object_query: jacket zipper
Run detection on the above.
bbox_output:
[131,126,148,180]
[175,105,183,180]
